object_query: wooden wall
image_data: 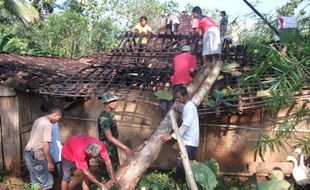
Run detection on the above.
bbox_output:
[0,85,20,174]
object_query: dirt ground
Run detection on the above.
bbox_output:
[1,168,310,190]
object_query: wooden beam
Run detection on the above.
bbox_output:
[0,96,21,174]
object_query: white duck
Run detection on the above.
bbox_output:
[294,148,310,174]
[287,155,310,186]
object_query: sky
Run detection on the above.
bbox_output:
[160,0,309,16]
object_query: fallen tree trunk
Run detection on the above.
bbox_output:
[115,60,223,190]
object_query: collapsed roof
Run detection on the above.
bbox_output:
[1,14,309,115]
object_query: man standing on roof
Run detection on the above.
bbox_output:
[61,135,118,190]
[192,6,221,72]
[170,45,197,86]
[98,92,133,182]
[160,10,180,33]
[160,85,199,176]
[24,106,63,190]
[220,11,228,44]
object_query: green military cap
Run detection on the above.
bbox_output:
[100,92,119,103]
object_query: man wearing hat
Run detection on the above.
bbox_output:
[170,45,197,86]
[97,92,133,181]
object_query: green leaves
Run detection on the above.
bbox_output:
[257,177,290,190]
[0,32,29,53]
[2,37,28,53]
[191,160,219,190]
[243,36,309,111]
[203,90,239,112]
[154,90,173,101]
[137,170,177,190]
[23,182,41,190]
[222,62,240,73]
[255,133,286,157]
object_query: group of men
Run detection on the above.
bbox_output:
[24,6,229,190]
[24,96,122,190]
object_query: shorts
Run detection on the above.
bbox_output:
[61,157,76,182]
[24,151,53,190]
[202,27,221,55]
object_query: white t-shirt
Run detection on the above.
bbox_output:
[181,101,199,147]
[167,15,180,25]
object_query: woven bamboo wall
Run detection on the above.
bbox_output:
[5,91,309,175]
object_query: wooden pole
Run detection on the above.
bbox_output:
[169,110,198,190]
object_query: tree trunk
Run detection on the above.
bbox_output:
[4,0,40,26]
[115,60,223,190]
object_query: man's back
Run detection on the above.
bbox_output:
[25,116,52,160]
[181,101,199,147]
[62,135,109,170]
[171,52,197,85]
[167,14,180,25]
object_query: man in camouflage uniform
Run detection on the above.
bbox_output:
[97,92,133,181]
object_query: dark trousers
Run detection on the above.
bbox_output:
[52,162,62,190]
[176,145,197,175]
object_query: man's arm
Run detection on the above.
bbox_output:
[104,130,133,156]
[43,141,54,172]
[161,124,189,143]
[171,124,190,139]
[103,158,117,183]
[81,170,107,189]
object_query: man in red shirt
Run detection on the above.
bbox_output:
[61,135,118,190]
[170,45,197,85]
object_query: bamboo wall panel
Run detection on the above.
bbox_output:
[0,96,21,174]
[18,92,43,128]
[198,102,310,174]
[59,96,176,168]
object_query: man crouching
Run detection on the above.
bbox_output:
[61,135,118,190]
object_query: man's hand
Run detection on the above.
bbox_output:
[125,148,134,156]
[47,162,54,172]
[107,178,120,188]
[160,134,172,143]
[100,183,109,190]
[173,104,183,113]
